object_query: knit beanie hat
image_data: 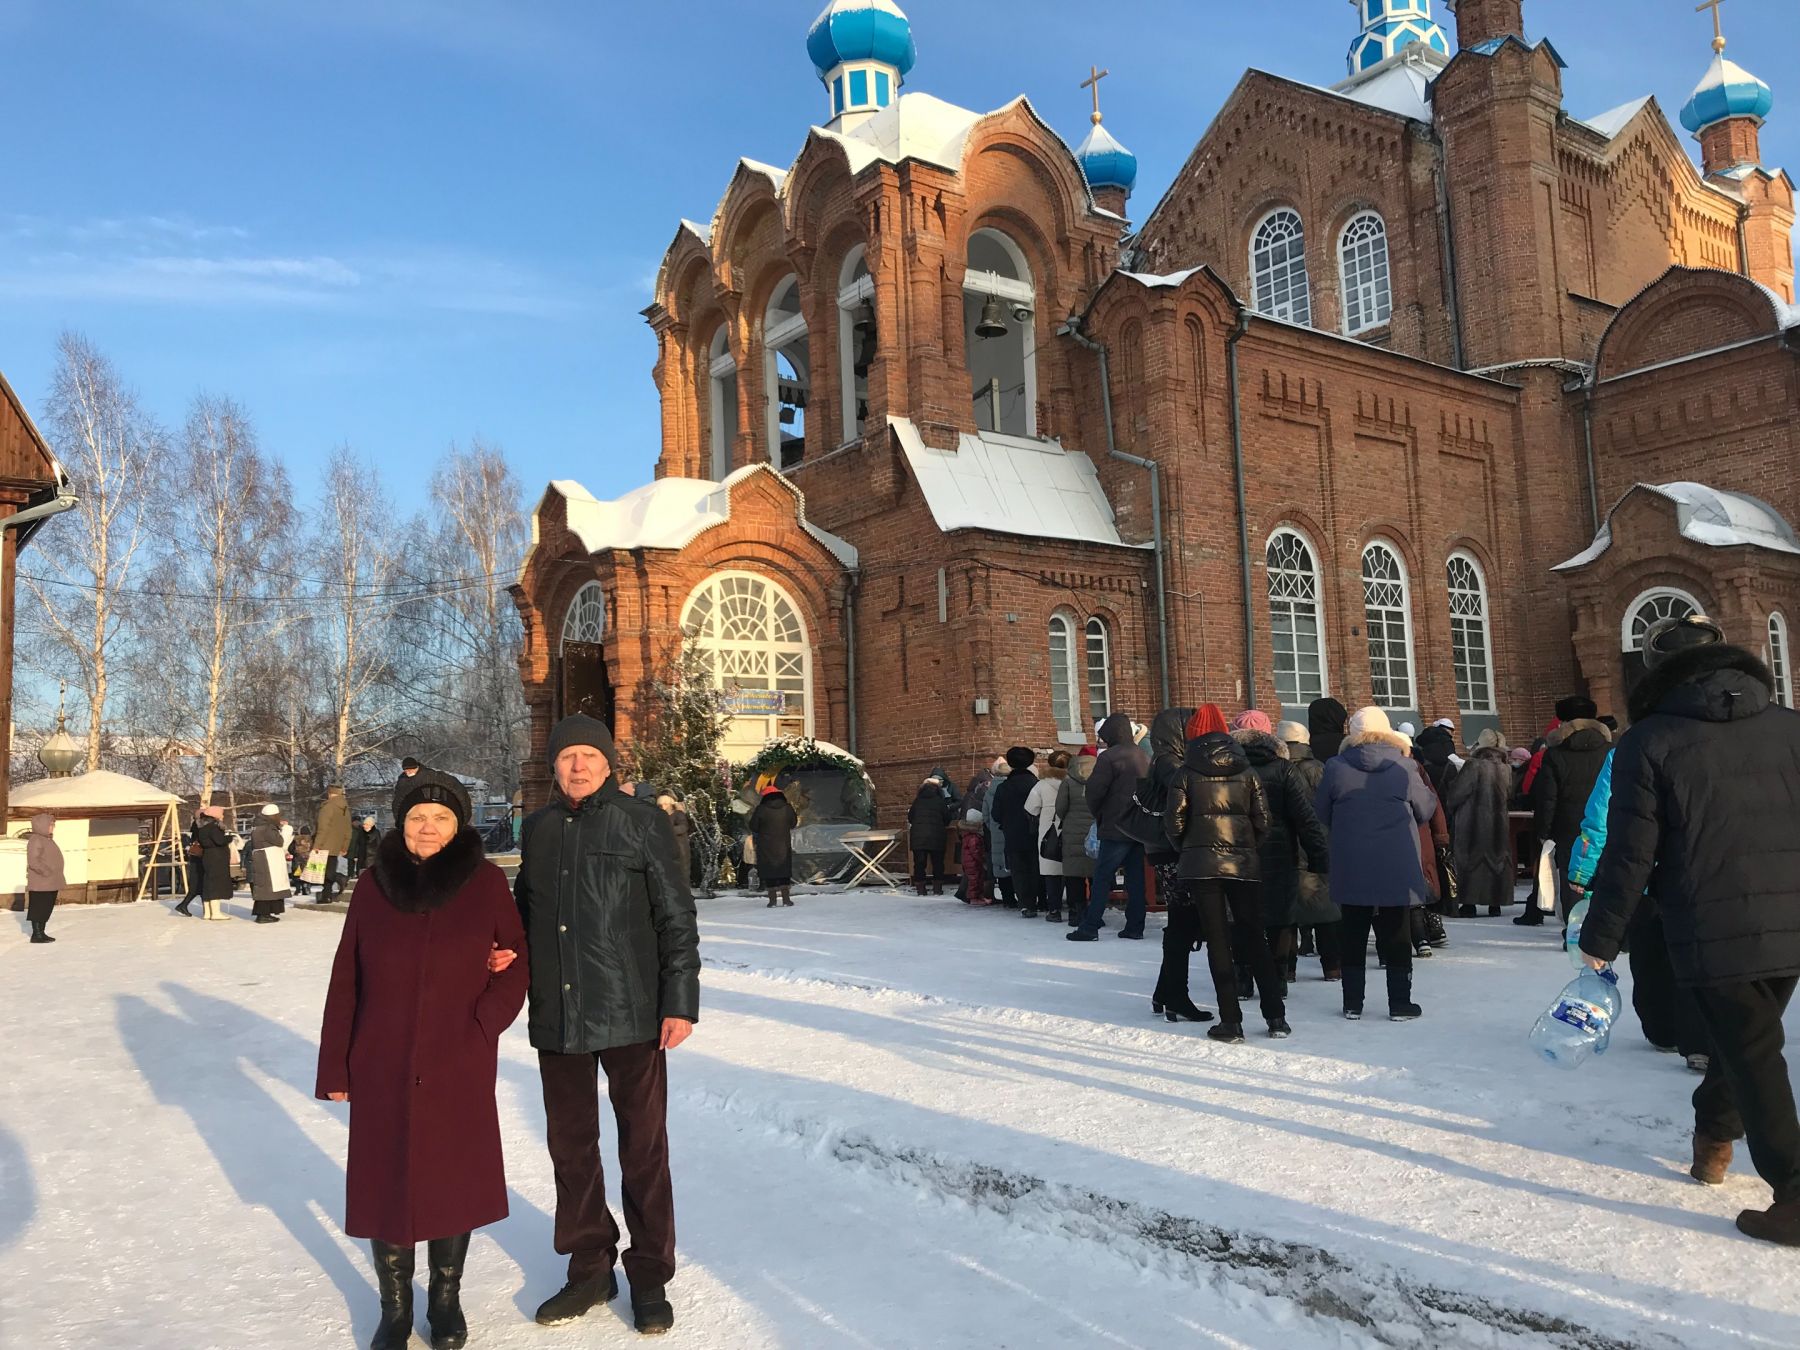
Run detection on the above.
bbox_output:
[1077,745,1097,758]
[260,803,281,817]
[1005,745,1036,771]
[547,713,617,767]
[1185,704,1229,740]
[1231,710,1273,735]
[1347,706,1394,741]
[394,768,471,830]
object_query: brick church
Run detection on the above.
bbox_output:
[512,0,1798,817]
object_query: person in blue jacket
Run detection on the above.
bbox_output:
[1568,750,1709,1070]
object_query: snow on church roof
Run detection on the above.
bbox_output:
[811,91,986,175]
[1327,43,1446,123]
[889,417,1146,550]
[1579,96,1653,140]
[1554,481,1800,571]
[546,469,859,568]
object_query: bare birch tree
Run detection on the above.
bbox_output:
[20,333,165,768]
[313,446,402,780]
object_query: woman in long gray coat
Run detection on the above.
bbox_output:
[248,804,292,924]
[1057,748,1097,927]
[983,759,1013,905]
[1444,743,1514,917]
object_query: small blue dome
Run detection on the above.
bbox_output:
[1076,122,1138,193]
[1681,53,1773,133]
[807,0,916,79]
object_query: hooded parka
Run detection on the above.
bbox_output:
[1235,730,1330,926]
[1087,713,1150,842]
[515,781,701,1054]
[1314,725,1435,908]
[1057,754,1098,878]
[1531,719,1613,854]
[1164,732,1271,883]
[316,827,529,1243]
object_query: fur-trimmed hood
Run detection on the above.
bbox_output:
[372,825,486,914]
[1345,724,1413,753]
[1547,718,1612,751]
[1629,643,1774,725]
[1232,728,1289,763]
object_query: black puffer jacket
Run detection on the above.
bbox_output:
[1087,713,1148,841]
[907,784,952,853]
[1236,731,1330,927]
[1165,732,1270,883]
[1531,718,1612,850]
[1583,645,1800,987]
[515,782,700,1053]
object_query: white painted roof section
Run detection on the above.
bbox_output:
[1119,266,1203,289]
[1328,44,1447,123]
[890,416,1144,549]
[551,470,860,568]
[1580,96,1653,140]
[1554,481,1800,570]
[12,769,179,811]
[812,91,984,175]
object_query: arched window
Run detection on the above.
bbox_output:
[1339,212,1392,335]
[708,325,738,480]
[1622,588,1701,651]
[836,246,875,445]
[681,571,812,760]
[1361,540,1415,711]
[963,228,1037,436]
[1446,552,1494,713]
[764,276,809,470]
[1085,617,1112,726]
[1048,612,1078,736]
[560,581,605,653]
[1267,528,1327,707]
[1251,208,1311,326]
[1771,612,1793,708]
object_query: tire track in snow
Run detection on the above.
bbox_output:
[682,1083,1671,1350]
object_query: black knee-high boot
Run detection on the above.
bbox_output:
[426,1232,470,1350]
[369,1240,416,1350]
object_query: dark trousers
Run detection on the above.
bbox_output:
[1062,876,1089,919]
[321,855,342,902]
[1186,879,1284,1026]
[1313,920,1343,975]
[1080,838,1146,936]
[26,889,56,933]
[1005,840,1041,911]
[1041,875,1064,913]
[1691,977,1800,1203]
[539,1041,676,1289]
[1338,904,1412,1013]
[911,848,943,889]
[1626,901,1708,1056]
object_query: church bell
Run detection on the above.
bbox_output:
[974,293,1009,339]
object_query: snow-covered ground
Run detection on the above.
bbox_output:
[3,888,1796,1350]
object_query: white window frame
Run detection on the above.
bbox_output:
[1251,207,1312,326]
[1084,616,1112,727]
[763,275,808,467]
[560,581,606,654]
[1361,539,1416,713]
[1049,611,1079,738]
[1266,526,1329,707]
[708,325,737,480]
[1622,588,1702,651]
[1446,551,1495,714]
[837,245,873,447]
[680,570,814,756]
[1771,612,1793,708]
[1339,211,1393,336]
[963,227,1038,437]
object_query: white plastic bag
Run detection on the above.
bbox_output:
[1535,839,1558,913]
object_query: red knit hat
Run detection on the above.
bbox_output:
[1185,704,1229,739]
[1077,745,1098,758]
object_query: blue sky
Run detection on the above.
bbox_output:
[0,0,1791,512]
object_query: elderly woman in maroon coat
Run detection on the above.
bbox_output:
[317,769,528,1350]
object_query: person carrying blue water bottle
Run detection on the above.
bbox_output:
[1578,614,1800,1248]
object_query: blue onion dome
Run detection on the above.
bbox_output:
[1681,52,1774,133]
[807,0,916,79]
[1076,121,1138,193]
[1347,0,1450,77]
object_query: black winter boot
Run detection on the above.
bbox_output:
[426,1232,470,1349]
[369,1240,416,1350]
[780,887,793,907]
[632,1284,675,1335]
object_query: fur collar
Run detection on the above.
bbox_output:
[1628,643,1772,724]
[1547,718,1612,749]
[1468,745,1511,766]
[1231,728,1289,761]
[1344,725,1413,752]
[373,826,485,914]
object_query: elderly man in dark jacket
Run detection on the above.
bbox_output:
[1580,616,1800,1247]
[1071,712,1151,941]
[516,713,700,1332]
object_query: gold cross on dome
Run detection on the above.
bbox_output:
[1697,0,1728,53]
[1081,64,1110,125]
